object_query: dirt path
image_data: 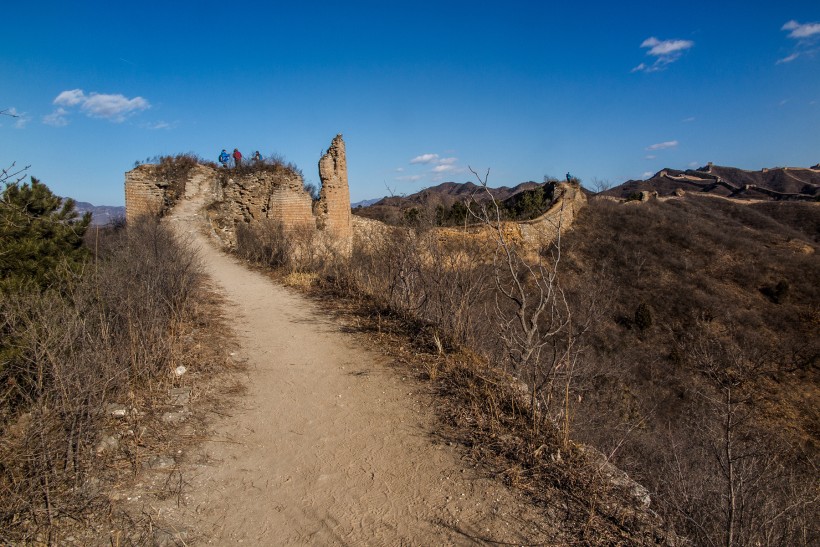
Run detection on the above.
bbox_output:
[154,177,553,545]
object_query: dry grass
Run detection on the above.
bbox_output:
[0,219,241,544]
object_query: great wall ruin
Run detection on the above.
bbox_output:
[124,134,586,256]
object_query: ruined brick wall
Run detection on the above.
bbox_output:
[316,134,352,253]
[124,165,167,223]
[517,182,587,247]
[124,135,354,255]
[351,182,587,261]
[219,168,313,226]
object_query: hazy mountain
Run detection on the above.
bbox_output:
[73,201,126,225]
[351,198,382,208]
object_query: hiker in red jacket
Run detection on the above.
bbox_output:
[232,148,242,168]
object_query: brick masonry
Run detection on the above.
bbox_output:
[124,136,354,255]
[124,165,169,223]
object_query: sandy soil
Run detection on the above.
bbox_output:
[153,176,553,545]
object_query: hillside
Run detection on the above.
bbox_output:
[354,180,547,224]
[559,194,819,544]
[605,164,819,201]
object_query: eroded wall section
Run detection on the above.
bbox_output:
[316,134,352,251]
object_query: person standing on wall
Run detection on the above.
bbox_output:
[253,150,262,162]
[233,148,243,168]
[219,149,230,168]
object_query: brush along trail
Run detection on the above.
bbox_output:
[156,175,554,545]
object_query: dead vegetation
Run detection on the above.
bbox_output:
[231,181,676,544]
[231,184,818,545]
[0,217,238,544]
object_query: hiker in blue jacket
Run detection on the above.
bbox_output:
[219,149,230,168]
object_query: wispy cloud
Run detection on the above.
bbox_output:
[782,20,820,39]
[48,88,150,124]
[642,171,655,179]
[632,36,694,72]
[42,107,69,127]
[682,116,696,123]
[141,120,175,130]
[410,153,439,164]
[645,154,656,160]
[398,152,466,182]
[778,20,820,63]
[646,140,679,151]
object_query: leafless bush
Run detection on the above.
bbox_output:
[235,219,324,273]
[0,217,203,542]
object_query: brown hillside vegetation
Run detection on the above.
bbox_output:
[560,195,819,545]
[354,180,550,225]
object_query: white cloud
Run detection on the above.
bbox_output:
[81,93,149,121]
[49,88,150,123]
[688,161,700,168]
[641,37,694,56]
[778,20,820,65]
[645,154,656,160]
[782,20,820,39]
[43,107,69,127]
[395,167,405,172]
[403,152,464,181]
[54,89,86,106]
[682,116,696,123]
[410,153,439,164]
[633,36,694,72]
[642,171,654,179]
[646,140,679,151]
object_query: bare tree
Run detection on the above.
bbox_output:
[467,167,593,447]
[589,177,612,194]
[663,326,820,547]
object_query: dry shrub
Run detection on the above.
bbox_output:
[560,197,820,545]
[0,217,203,543]
[235,219,324,273]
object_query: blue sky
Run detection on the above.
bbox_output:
[2,1,818,205]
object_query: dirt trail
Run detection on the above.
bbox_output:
[156,175,552,545]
